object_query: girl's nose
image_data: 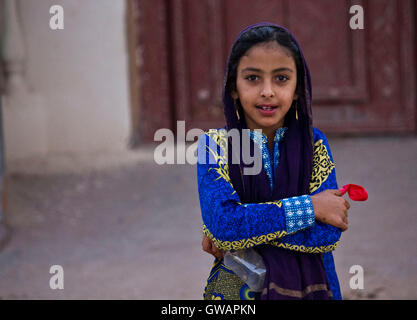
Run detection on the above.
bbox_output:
[261,82,275,98]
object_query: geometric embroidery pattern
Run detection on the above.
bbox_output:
[282,195,315,234]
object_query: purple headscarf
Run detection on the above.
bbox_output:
[222,22,331,299]
[224,22,313,203]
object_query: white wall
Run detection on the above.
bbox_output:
[3,0,131,163]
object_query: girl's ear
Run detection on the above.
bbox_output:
[231,90,239,100]
[293,93,299,101]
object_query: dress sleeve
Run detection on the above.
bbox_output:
[197,130,314,251]
[271,128,342,253]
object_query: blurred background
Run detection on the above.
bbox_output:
[0,0,416,299]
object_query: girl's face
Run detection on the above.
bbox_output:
[232,41,298,136]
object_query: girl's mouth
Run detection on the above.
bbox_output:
[256,105,278,115]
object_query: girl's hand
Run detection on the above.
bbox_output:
[311,189,350,231]
[202,235,224,260]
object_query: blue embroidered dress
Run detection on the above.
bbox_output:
[197,127,342,300]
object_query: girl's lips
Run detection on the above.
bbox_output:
[256,105,278,116]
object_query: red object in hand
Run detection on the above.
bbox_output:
[340,184,368,201]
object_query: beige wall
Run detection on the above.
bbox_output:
[2,0,131,164]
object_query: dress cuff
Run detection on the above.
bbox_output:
[282,195,315,234]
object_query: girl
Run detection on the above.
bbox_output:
[197,22,350,300]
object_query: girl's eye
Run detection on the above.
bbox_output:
[276,75,289,82]
[246,75,259,81]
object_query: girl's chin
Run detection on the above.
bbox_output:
[255,118,284,129]
[244,114,285,131]
[249,123,284,135]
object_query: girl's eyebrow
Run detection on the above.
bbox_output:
[241,67,294,73]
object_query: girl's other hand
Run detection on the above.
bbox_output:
[311,189,350,231]
[202,235,224,260]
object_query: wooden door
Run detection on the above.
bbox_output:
[133,0,416,142]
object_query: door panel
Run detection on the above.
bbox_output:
[288,0,368,103]
[134,0,416,141]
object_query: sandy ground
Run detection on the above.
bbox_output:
[0,135,416,299]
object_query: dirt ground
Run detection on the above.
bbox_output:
[0,135,416,299]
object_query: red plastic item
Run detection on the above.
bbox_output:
[340,184,368,201]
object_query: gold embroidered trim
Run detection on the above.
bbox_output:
[269,240,339,253]
[205,130,235,194]
[263,201,282,208]
[206,129,228,153]
[237,201,282,208]
[263,283,333,298]
[309,139,335,193]
[203,223,339,253]
[202,224,287,251]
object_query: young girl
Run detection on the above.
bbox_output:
[197,22,350,300]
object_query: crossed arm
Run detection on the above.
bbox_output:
[197,130,349,258]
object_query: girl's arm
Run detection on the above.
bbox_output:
[197,130,316,251]
[271,128,343,252]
